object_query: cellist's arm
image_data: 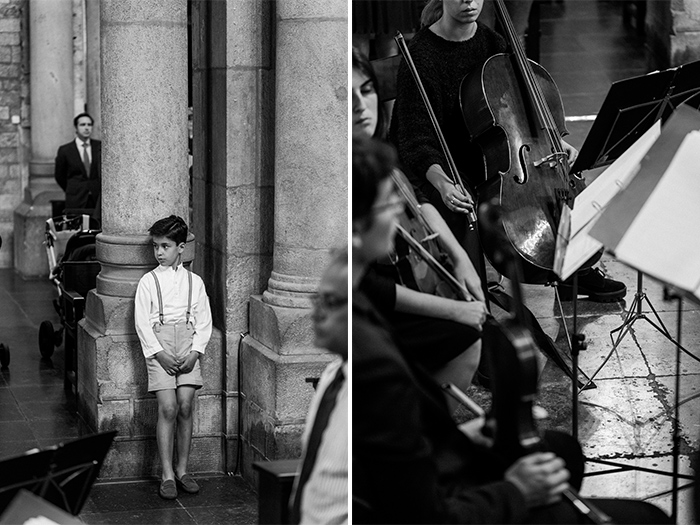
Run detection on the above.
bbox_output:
[420,203,485,303]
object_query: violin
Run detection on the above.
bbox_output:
[389,169,471,301]
[478,200,613,524]
[459,0,586,284]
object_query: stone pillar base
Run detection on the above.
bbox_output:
[78,291,225,479]
[239,295,333,483]
[13,201,55,278]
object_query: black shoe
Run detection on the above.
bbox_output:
[558,267,626,303]
[159,479,177,500]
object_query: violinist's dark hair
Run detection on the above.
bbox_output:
[352,136,397,224]
[421,0,443,28]
[352,46,387,139]
[148,215,188,245]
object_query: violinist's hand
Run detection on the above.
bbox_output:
[562,140,578,167]
[505,452,570,508]
[452,257,485,303]
[449,300,488,330]
[458,417,493,448]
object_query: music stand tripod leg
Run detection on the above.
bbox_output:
[551,275,587,442]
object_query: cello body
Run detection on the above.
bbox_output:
[461,54,578,284]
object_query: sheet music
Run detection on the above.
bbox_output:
[614,131,700,300]
[554,122,661,280]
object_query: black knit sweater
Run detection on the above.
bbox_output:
[390,23,507,196]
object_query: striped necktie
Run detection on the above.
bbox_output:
[289,366,345,524]
[82,141,91,177]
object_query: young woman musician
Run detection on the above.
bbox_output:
[353,46,489,400]
[390,0,627,303]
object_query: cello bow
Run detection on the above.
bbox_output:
[394,31,478,229]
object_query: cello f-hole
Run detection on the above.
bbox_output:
[515,144,531,184]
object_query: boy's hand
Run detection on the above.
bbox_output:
[178,351,199,374]
[154,351,181,375]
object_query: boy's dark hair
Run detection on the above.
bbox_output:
[352,136,397,224]
[148,215,188,245]
[73,112,94,127]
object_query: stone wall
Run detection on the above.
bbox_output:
[646,0,700,69]
[0,0,27,268]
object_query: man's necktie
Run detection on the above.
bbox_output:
[82,142,91,177]
[289,365,345,524]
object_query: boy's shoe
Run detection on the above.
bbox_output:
[159,479,177,500]
[558,267,626,303]
[175,473,200,494]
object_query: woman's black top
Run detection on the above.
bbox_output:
[390,23,507,195]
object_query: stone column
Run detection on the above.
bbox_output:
[78,0,222,479]
[241,0,347,480]
[13,0,73,277]
[646,0,700,69]
[85,0,101,137]
[190,0,276,475]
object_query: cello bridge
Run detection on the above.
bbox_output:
[534,151,567,168]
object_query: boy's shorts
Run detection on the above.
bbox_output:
[147,322,203,393]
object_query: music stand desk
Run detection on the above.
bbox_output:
[0,489,82,525]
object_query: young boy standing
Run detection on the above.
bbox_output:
[134,215,212,500]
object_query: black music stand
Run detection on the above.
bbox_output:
[0,431,116,516]
[570,63,700,393]
[572,59,700,174]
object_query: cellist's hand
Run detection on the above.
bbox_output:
[562,140,579,167]
[426,164,474,215]
[449,300,488,330]
[442,184,474,215]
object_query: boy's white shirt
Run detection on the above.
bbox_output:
[134,263,213,358]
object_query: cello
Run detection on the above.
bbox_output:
[460,0,586,284]
[478,200,613,524]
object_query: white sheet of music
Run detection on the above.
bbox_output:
[614,131,700,300]
[554,121,661,281]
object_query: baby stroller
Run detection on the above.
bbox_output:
[39,214,101,391]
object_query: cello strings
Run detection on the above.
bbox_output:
[495,0,569,191]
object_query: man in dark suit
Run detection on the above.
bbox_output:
[54,112,101,218]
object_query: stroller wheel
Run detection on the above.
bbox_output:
[39,320,56,358]
[0,344,9,368]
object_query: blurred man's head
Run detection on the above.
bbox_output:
[352,137,403,268]
[313,248,348,360]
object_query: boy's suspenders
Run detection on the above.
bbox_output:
[150,269,193,325]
